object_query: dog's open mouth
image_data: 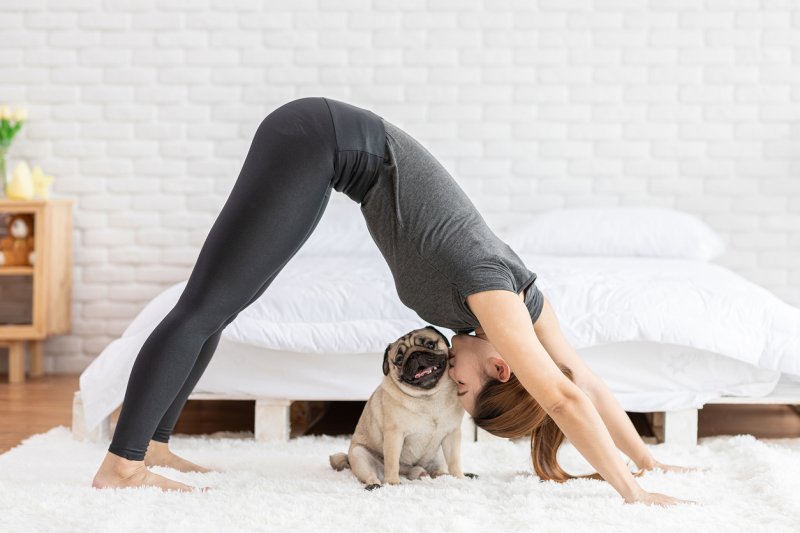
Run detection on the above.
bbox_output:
[402,354,447,389]
[414,365,439,380]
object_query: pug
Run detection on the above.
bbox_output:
[329,325,477,490]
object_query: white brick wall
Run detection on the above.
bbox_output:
[0,0,797,373]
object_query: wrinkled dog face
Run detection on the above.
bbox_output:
[382,326,451,394]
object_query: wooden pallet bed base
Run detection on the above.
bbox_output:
[72,377,800,448]
[643,376,800,446]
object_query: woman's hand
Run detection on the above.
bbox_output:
[625,488,697,507]
[642,460,705,474]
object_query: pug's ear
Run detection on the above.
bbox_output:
[424,325,450,348]
[382,343,391,375]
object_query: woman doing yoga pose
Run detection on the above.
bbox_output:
[92,97,695,505]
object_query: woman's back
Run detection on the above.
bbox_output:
[359,118,544,333]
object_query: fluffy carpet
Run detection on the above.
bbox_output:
[1,427,798,532]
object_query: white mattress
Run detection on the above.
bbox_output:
[194,338,781,413]
[78,207,800,431]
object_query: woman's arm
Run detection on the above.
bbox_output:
[583,378,656,469]
[585,379,700,473]
[466,289,693,505]
[530,297,656,470]
[531,297,699,474]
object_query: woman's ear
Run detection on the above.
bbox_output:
[487,356,512,383]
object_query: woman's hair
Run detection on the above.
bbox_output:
[472,362,645,482]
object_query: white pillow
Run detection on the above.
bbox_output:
[505,207,726,261]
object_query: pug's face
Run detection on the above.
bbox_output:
[382,326,451,394]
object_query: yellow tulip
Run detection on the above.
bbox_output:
[0,105,10,120]
[12,108,27,122]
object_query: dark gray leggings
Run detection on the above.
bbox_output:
[108,96,387,460]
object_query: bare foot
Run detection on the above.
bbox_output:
[144,440,215,473]
[92,451,197,492]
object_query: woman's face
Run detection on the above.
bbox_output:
[447,333,510,417]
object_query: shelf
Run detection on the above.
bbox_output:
[0,199,74,344]
[0,198,73,209]
[0,266,34,276]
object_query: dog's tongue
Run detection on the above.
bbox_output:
[414,366,434,379]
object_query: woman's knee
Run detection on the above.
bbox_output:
[167,296,234,337]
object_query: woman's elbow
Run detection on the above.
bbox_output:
[546,383,587,415]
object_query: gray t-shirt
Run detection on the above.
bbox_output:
[359,118,544,334]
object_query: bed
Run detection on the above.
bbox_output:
[72,204,800,446]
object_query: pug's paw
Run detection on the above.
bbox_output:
[365,483,382,491]
[465,472,479,480]
[429,470,449,479]
[408,466,428,480]
[385,475,402,486]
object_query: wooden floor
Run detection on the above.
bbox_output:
[2,374,800,454]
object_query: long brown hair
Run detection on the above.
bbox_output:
[472,362,645,482]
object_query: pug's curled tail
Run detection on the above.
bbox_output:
[329,453,351,471]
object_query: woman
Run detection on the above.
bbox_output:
[92,97,695,505]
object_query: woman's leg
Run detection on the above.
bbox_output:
[145,203,329,471]
[142,328,225,473]
[148,329,224,447]
[93,97,336,490]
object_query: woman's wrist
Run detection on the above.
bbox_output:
[634,452,657,471]
[621,481,645,503]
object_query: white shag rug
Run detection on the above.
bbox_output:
[1,427,799,533]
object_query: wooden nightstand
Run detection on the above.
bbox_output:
[0,199,73,383]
